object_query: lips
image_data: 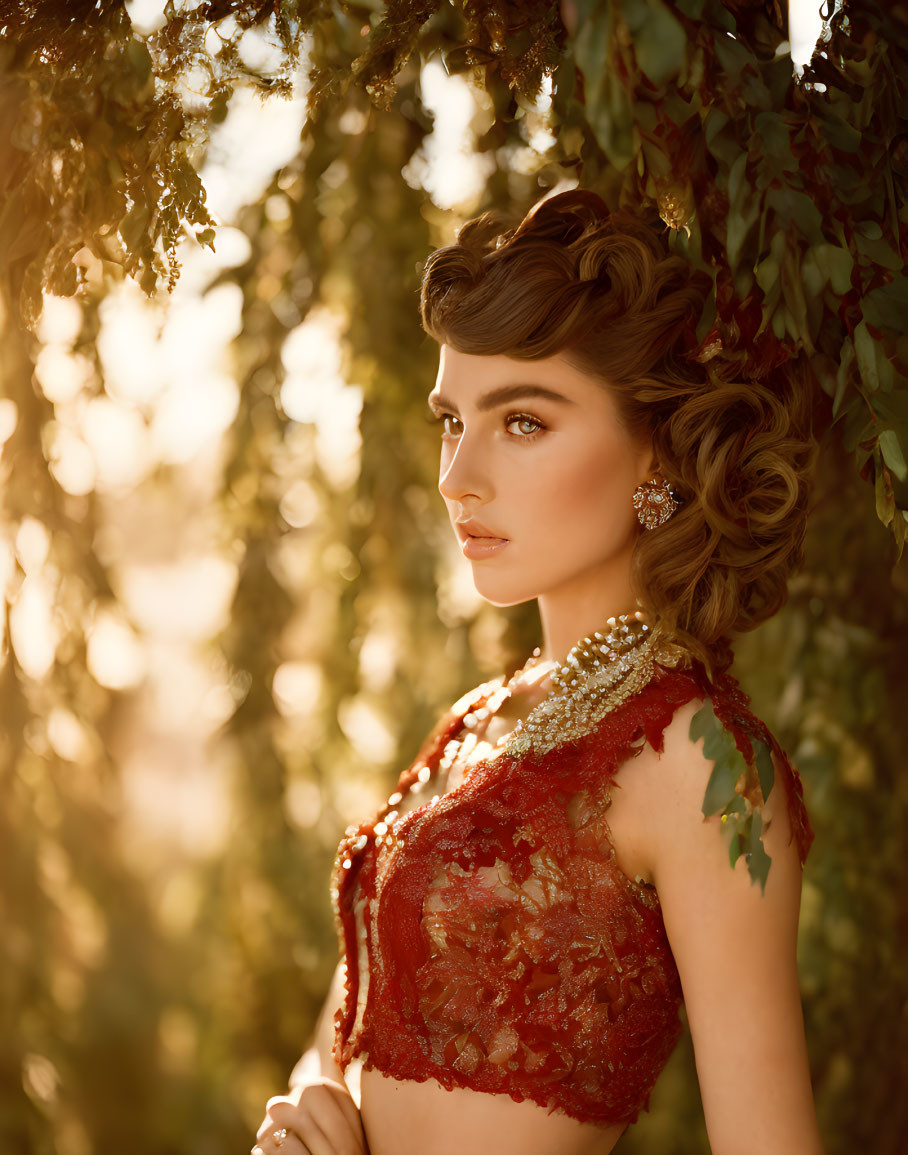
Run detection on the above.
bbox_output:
[456,519,508,542]
[456,519,510,560]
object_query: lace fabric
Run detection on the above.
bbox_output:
[330,658,813,1128]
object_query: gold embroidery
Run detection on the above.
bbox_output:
[506,618,689,757]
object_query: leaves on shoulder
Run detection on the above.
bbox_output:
[689,698,774,893]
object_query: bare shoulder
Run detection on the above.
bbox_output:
[600,688,823,1151]
[616,694,799,899]
[624,698,822,1154]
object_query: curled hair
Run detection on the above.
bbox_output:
[419,189,817,679]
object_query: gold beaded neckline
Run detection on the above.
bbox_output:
[507,609,688,757]
[447,608,690,765]
[548,609,650,691]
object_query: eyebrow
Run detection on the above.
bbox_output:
[426,383,576,415]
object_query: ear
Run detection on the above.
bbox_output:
[635,441,660,484]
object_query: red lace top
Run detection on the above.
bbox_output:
[330,657,812,1128]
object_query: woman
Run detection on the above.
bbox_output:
[253,190,824,1155]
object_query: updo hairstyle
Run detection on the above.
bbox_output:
[419,188,817,678]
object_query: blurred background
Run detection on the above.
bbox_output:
[1,1,906,1153]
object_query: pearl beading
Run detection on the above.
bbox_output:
[506,611,689,756]
[331,609,690,899]
[446,609,689,765]
[442,648,545,777]
[549,610,648,692]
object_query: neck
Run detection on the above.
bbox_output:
[536,567,641,667]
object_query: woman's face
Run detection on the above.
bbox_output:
[429,345,655,609]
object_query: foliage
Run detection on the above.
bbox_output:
[0,2,906,1155]
[0,0,214,315]
[564,0,908,556]
[689,698,774,891]
[731,438,908,1154]
[1,1,906,543]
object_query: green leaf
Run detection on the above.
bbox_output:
[727,150,748,208]
[862,277,908,333]
[874,447,895,526]
[625,0,687,87]
[855,232,902,271]
[703,106,729,146]
[813,107,862,152]
[692,702,775,889]
[727,199,760,271]
[879,430,907,483]
[722,794,747,819]
[691,700,745,815]
[871,391,908,428]
[746,812,772,894]
[728,819,744,868]
[713,26,754,89]
[674,0,706,17]
[703,760,738,815]
[689,697,717,741]
[854,320,879,392]
[572,1,635,169]
[753,738,775,801]
[832,336,855,419]
[754,254,780,296]
[893,508,907,561]
[765,187,824,245]
[754,111,796,175]
[813,243,854,296]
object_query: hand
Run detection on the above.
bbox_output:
[252,1075,368,1155]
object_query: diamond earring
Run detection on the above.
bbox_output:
[632,477,680,529]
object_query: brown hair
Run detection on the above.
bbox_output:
[419,189,817,679]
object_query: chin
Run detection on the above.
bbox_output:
[478,593,533,609]
[469,577,540,608]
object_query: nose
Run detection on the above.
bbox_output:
[437,427,492,505]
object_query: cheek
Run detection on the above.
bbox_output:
[524,439,635,535]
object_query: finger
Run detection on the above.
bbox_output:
[270,1107,333,1155]
[260,1103,335,1155]
[256,1096,301,1142]
[316,1081,367,1146]
[257,1082,365,1155]
[302,1084,367,1152]
[284,1080,365,1150]
[251,1130,311,1155]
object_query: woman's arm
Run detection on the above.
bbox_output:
[289,959,349,1089]
[640,699,824,1155]
[254,960,368,1155]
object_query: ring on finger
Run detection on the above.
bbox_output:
[273,1129,288,1148]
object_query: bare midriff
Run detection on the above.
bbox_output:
[358,1066,627,1155]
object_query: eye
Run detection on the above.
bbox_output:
[426,412,462,437]
[425,411,546,441]
[505,413,545,439]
